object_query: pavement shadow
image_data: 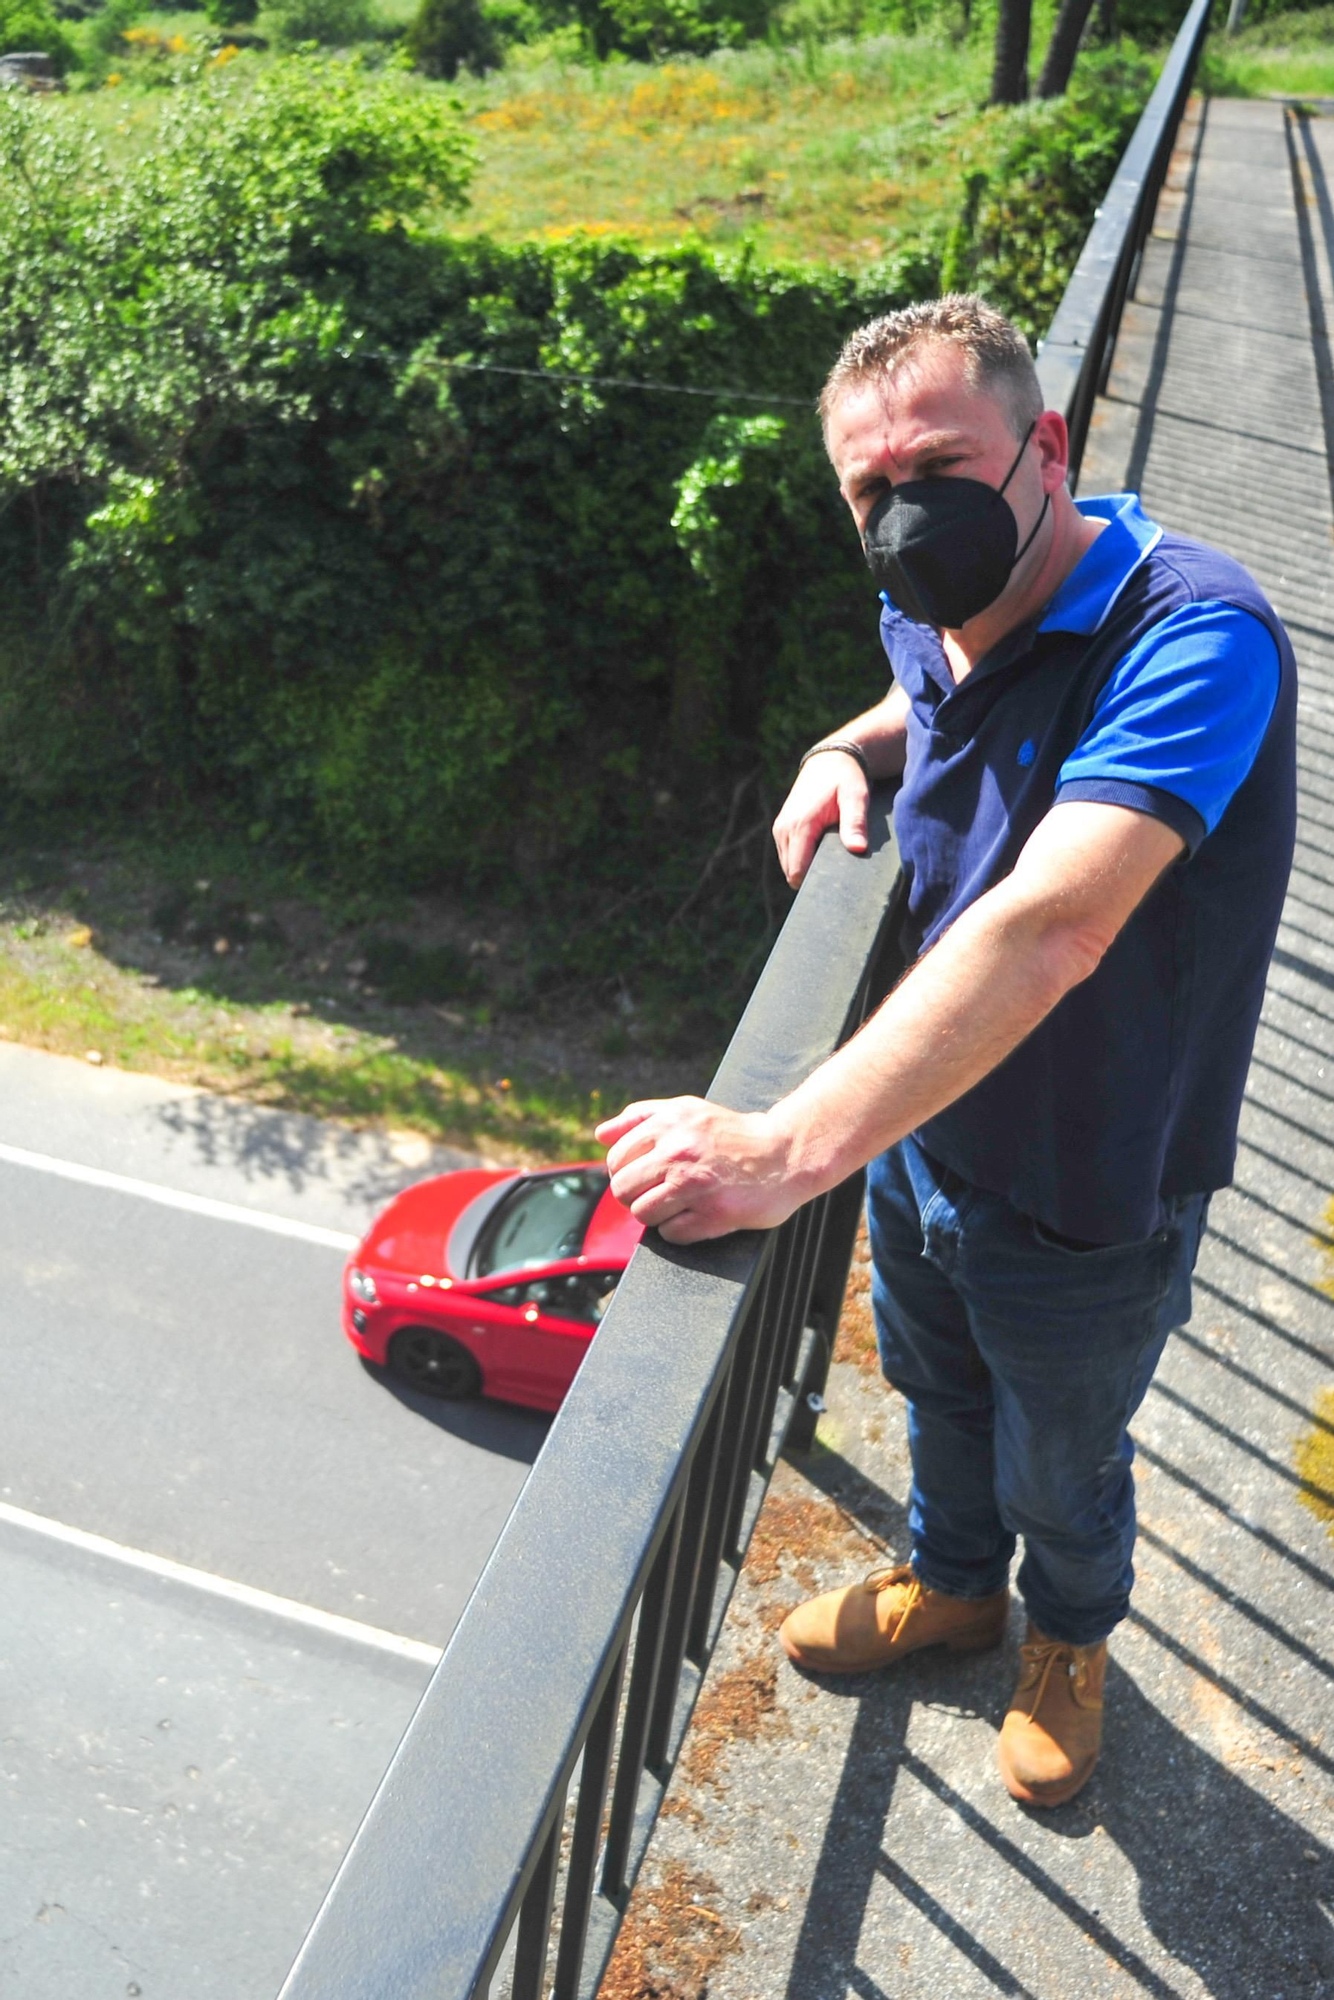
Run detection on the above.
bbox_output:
[780,1648,1007,2000]
[358,1356,551,1464]
[1068,1666,1334,1996]
[781,1653,1334,2000]
[151,1090,476,1208]
[793,1434,909,1549]
[781,1398,1334,1997]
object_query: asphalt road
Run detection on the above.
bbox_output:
[0,1043,550,1999]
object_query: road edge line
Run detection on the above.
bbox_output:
[0,1141,360,1250]
[0,1500,443,1668]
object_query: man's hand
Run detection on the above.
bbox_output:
[595,1097,804,1244]
[772,750,869,890]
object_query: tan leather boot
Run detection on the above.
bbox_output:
[997,1623,1107,1807]
[779,1562,1010,1674]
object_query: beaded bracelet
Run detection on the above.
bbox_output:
[797,738,870,779]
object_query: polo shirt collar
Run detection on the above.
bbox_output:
[1037,492,1163,636]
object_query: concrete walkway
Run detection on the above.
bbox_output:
[605,98,1334,2000]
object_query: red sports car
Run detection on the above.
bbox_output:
[343,1164,642,1412]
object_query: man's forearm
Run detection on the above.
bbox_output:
[771,874,1104,1200]
[601,801,1183,1245]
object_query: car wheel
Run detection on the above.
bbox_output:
[388,1327,483,1400]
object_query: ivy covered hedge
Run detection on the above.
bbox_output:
[0,48,1149,1008]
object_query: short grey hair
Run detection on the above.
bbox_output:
[819,294,1044,445]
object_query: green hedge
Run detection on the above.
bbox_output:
[0,47,1150,1011]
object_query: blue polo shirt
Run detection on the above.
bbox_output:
[882,493,1297,1245]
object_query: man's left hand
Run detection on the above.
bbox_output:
[595,1097,802,1244]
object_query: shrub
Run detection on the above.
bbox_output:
[0,0,75,66]
[267,0,375,44]
[204,0,259,28]
[945,47,1155,341]
[76,0,147,76]
[407,0,501,75]
[568,0,773,56]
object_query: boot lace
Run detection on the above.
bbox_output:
[1015,1634,1077,1720]
[864,1563,922,1646]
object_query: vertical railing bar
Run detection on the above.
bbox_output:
[772,1203,813,1391]
[552,1642,628,2000]
[668,1361,737,1674]
[719,1240,791,1555]
[645,1385,727,1771]
[508,1799,563,2000]
[681,1271,776,1662]
[719,1221,808,1570]
[746,1210,811,1479]
[601,1494,685,1901]
[746,1214,807,1471]
[779,1196,828,1391]
[687,1255,774,1611]
[787,1165,869,1452]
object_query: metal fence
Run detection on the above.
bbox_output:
[278,795,907,2000]
[277,5,1217,1988]
[1036,0,1214,482]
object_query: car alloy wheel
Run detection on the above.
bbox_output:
[388,1327,483,1400]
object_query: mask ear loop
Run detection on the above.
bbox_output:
[997,419,1049,571]
[996,420,1037,498]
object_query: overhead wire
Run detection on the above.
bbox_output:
[431,356,816,407]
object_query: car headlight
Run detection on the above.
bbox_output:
[348,1267,380,1306]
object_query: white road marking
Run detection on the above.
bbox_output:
[0,1500,443,1668]
[0,1141,360,1250]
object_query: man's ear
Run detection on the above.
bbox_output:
[1035,408,1070,493]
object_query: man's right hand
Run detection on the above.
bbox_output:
[773,749,869,889]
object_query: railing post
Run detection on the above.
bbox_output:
[784,1166,865,1454]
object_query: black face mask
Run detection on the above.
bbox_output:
[862,421,1049,629]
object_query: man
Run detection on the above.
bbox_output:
[596,294,1296,1807]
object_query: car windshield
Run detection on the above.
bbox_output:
[470,1169,609,1278]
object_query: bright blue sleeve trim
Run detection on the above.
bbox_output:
[1055,778,1206,856]
[1055,602,1281,840]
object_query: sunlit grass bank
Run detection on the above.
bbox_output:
[448,31,998,264]
[62,24,1014,268]
[1202,5,1334,97]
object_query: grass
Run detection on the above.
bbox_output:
[1201,4,1334,97]
[0,836,709,1163]
[447,29,1001,265]
[60,11,1049,267]
[78,3,1334,275]
[59,0,1334,258]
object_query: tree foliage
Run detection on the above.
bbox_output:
[406,0,501,76]
[951,48,1152,339]
[0,47,1150,1001]
[0,0,75,68]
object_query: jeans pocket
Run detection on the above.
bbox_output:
[1028,1216,1166,1260]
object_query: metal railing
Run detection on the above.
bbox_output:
[278,794,907,2000]
[277,8,1217,1988]
[1037,0,1214,482]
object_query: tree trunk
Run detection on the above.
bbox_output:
[1094,0,1117,44]
[1036,0,1098,97]
[990,0,1031,105]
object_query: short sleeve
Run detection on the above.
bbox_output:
[1055,602,1281,856]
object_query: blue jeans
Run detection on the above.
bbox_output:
[867,1136,1209,1646]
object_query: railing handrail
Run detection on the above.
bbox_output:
[1037,0,1214,480]
[278,793,906,2000]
